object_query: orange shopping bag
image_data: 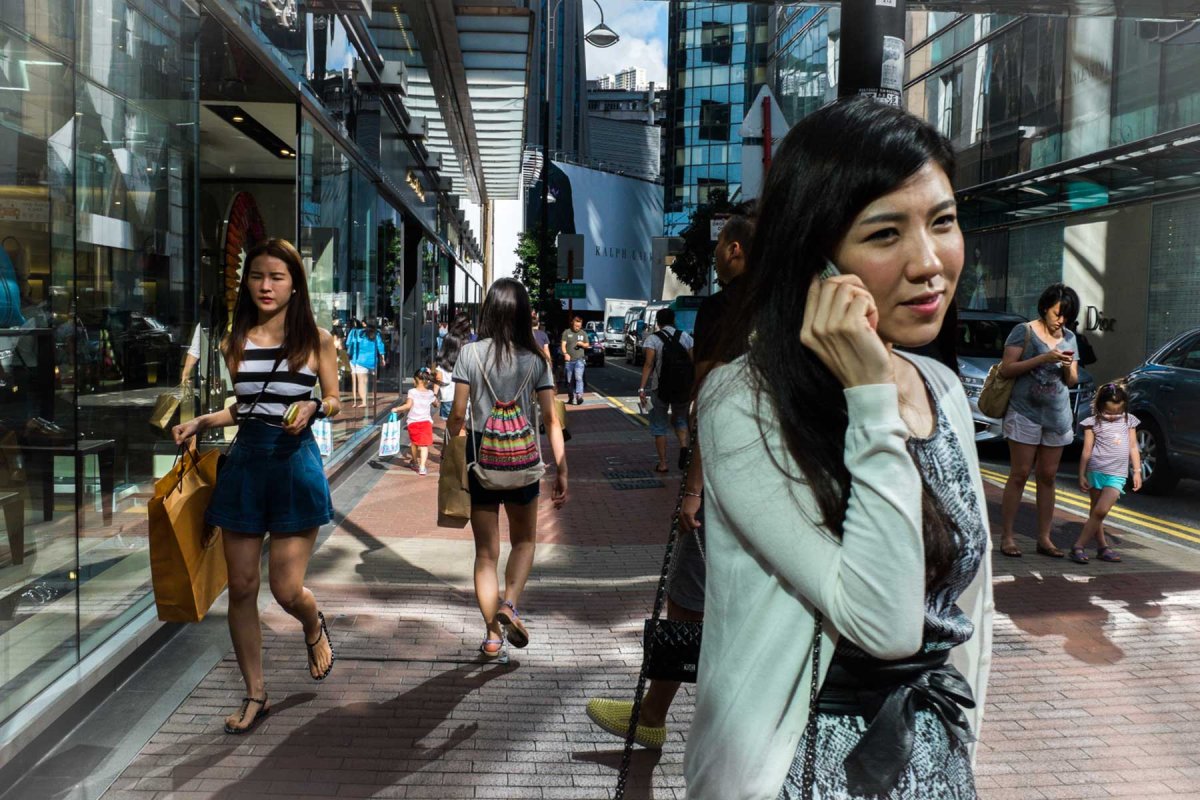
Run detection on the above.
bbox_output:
[147,446,228,622]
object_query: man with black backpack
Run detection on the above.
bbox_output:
[638,308,694,473]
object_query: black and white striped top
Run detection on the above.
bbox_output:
[233,340,318,425]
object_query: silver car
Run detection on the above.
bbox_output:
[955,310,1095,443]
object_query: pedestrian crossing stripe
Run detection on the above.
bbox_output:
[977,466,1200,546]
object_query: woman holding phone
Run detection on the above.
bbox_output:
[996,283,1080,558]
[173,238,339,734]
[686,97,992,799]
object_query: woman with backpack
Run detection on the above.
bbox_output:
[446,278,568,657]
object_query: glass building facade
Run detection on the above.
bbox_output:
[0,0,483,733]
[771,7,1200,382]
[663,0,772,235]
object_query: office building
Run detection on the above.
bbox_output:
[663,1,773,235]
[526,0,591,160]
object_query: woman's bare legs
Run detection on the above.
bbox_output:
[470,498,539,644]
[268,529,332,679]
[223,532,267,729]
[470,504,504,643]
[1001,440,1038,553]
[1034,445,1066,548]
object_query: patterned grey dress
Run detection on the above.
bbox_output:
[778,391,987,800]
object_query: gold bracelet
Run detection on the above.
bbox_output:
[684,490,702,498]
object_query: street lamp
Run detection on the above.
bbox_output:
[539,0,618,315]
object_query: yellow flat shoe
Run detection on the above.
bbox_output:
[585,698,667,749]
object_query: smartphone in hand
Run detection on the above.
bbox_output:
[819,259,842,282]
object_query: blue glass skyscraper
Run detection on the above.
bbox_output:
[664,1,772,235]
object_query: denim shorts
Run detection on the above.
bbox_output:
[667,503,706,613]
[648,395,689,437]
[1087,470,1127,495]
[1002,409,1074,448]
[205,420,333,535]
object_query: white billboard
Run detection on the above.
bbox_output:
[552,161,662,310]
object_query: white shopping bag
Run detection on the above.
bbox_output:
[379,413,402,458]
[313,418,333,457]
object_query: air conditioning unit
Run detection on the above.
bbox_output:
[401,116,428,140]
[356,60,408,94]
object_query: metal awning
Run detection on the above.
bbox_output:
[957,125,1200,230]
[373,2,532,204]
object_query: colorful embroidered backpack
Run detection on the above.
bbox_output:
[469,347,545,490]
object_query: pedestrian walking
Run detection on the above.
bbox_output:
[560,315,590,404]
[1070,383,1141,563]
[347,320,386,409]
[446,278,568,657]
[586,204,756,749]
[435,315,471,421]
[393,367,439,475]
[171,238,339,735]
[997,283,1080,558]
[532,310,552,362]
[638,308,694,473]
[686,97,993,799]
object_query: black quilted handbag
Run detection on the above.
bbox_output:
[615,433,704,798]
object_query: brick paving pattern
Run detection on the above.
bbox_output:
[100,394,1200,799]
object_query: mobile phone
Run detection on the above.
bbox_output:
[1061,350,1075,357]
[819,259,842,282]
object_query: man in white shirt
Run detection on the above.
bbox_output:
[638,308,693,473]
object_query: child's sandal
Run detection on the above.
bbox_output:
[1068,547,1089,564]
[1097,547,1122,562]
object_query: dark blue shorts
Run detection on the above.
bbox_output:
[205,420,333,535]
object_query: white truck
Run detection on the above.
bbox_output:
[602,298,642,355]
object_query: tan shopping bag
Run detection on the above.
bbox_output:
[149,391,181,430]
[437,433,471,528]
[147,447,228,622]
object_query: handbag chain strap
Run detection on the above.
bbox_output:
[615,423,696,799]
[800,610,824,798]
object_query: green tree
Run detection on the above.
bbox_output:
[513,226,560,322]
[669,189,734,292]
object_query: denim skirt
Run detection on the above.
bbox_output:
[205,420,333,535]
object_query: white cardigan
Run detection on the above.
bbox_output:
[685,352,994,799]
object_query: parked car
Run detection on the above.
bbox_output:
[954,309,1094,442]
[625,302,667,365]
[585,329,605,367]
[1125,327,1200,494]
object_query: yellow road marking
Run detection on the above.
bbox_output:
[978,466,1200,545]
[605,393,648,426]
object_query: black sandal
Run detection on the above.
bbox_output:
[306,611,335,681]
[224,695,269,734]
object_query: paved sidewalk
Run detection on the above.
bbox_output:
[96,394,1200,800]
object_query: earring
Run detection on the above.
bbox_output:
[292,289,296,294]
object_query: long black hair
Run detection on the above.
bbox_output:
[477,278,542,366]
[438,312,473,371]
[724,96,960,581]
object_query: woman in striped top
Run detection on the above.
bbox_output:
[173,238,340,734]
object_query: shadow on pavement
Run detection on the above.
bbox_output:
[219,660,517,794]
[993,570,1200,663]
[573,747,665,800]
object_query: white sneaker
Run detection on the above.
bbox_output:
[419,466,428,476]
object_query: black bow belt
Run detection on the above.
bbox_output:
[814,647,976,796]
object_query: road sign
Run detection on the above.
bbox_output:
[555,282,587,299]
[711,214,729,242]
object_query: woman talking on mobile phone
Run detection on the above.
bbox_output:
[686,97,993,799]
[173,238,340,735]
[996,283,1081,559]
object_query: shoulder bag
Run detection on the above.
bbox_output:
[977,322,1031,419]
